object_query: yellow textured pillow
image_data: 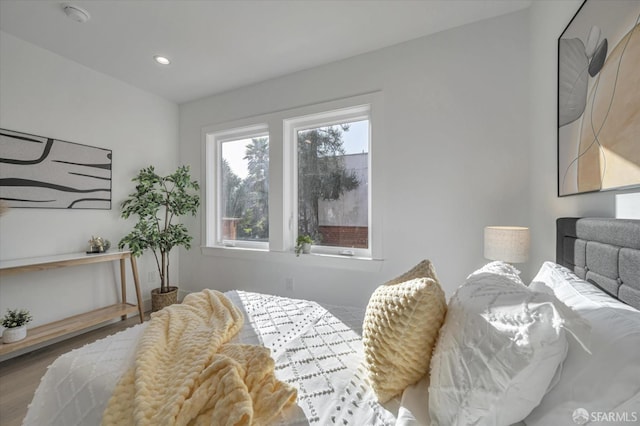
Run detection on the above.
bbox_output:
[362,260,447,403]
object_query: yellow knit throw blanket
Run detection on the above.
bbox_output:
[102,290,297,426]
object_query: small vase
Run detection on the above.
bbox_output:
[3,325,27,343]
[302,243,311,254]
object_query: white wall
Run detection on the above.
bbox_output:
[0,32,179,335]
[179,10,532,306]
[527,0,640,272]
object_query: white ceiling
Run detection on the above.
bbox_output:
[0,0,531,104]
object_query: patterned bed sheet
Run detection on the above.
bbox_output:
[23,291,403,426]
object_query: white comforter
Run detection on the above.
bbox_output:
[24,291,423,426]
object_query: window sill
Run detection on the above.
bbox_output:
[200,246,383,272]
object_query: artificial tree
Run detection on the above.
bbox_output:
[119,165,200,297]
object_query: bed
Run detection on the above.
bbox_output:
[21,217,640,426]
[555,217,640,309]
[23,291,401,425]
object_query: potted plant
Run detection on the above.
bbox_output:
[295,235,313,256]
[2,308,33,343]
[119,165,200,312]
[87,236,111,253]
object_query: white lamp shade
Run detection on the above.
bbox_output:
[484,226,530,263]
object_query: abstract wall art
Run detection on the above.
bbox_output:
[558,0,640,196]
[0,129,112,209]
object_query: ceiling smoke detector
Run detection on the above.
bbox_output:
[62,4,91,23]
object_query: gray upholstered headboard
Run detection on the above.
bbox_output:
[556,217,640,310]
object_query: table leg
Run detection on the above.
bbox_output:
[120,258,127,320]
[129,256,145,323]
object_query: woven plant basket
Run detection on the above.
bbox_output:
[151,286,178,312]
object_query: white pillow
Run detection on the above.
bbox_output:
[428,262,582,426]
[525,262,640,426]
[396,375,431,426]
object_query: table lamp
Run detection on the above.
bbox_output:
[484,226,530,264]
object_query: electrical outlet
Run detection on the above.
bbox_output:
[285,277,294,292]
[147,271,156,283]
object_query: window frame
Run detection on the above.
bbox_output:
[284,105,372,258]
[201,92,383,266]
[204,123,270,250]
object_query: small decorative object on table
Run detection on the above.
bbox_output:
[295,235,313,256]
[2,308,33,344]
[87,236,111,253]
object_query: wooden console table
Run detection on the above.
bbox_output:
[0,251,144,355]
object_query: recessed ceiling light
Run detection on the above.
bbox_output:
[62,4,91,23]
[154,55,171,65]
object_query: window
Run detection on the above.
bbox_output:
[286,104,371,257]
[297,120,369,252]
[204,93,380,262]
[206,125,269,249]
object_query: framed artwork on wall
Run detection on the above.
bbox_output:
[557,0,640,196]
[0,128,112,209]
